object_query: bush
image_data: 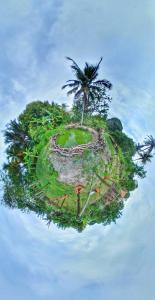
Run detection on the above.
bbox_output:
[111,130,136,157]
[107,117,123,132]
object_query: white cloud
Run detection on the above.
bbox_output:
[1,162,155,300]
[0,1,155,299]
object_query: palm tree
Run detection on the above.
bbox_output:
[136,135,155,154]
[143,135,155,154]
[4,119,29,147]
[137,151,153,165]
[62,57,112,125]
[136,143,143,152]
[3,120,31,167]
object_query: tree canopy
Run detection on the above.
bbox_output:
[62,57,112,124]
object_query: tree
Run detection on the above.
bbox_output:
[3,101,70,171]
[136,135,155,164]
[136,135,155,154]
[137,151,153,165]
[107,117,123,132]
[19,100,69,130]
[111,130,136,157]
[143,135,155,154]
[74,87,111,119]
[62,57,112,124]
[4,119,29,148]
[88,88,111,118]
[4,119,30,166]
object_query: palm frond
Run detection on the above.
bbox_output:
[66,57,80,69]
[66,57,86,82]
[92,57,103,80]
[94,79,112,89]
[62,84,70,90]
[62,82,79,90]
[89,57,103,81]
[144,135,155,146]
[138,151,153,164]
[90,85,102,92]
[95,57,103,70]
[84,64,98,81]
[74,89,83,99]
[89,91,96,101]
[66,80,81,84]
[67,86,79,96]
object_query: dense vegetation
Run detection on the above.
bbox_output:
[1,58,154,232]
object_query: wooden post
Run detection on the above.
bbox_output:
[77,193,81,218]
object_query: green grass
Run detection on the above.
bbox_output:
[36,146,74,197]
[36,145,90,211]
[35,143,108,212]
[35,124,129,216]
[56,128,92,148]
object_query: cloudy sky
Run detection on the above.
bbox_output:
[0,0,155,299]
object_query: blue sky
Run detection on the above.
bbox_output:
[0,0,155,299]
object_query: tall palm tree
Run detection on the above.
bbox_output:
[143,135,155,154]
[137,151,153,165]
[62,57,112,125]
[136,135,155,154]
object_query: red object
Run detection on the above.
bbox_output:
[75,184,84,194]
[94,187,100,193]
[103,176,110,180]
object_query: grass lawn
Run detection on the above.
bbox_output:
[56,128,92,148]
[35,126,125,215]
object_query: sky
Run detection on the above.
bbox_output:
[0,0,155,299]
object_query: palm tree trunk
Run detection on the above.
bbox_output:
[81,100,85,125]
[81,91,88,125]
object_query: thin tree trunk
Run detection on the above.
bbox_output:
[81,100,85,126]
[81,91,88,125]
[79,174,94,218]
[77,193,81,218]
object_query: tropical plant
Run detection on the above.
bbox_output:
[110,130,136,157]
[136,135,155,154]
[73,88,111,119]
[137,151,153,165]
[4,119,29,148]
[143,135,155,154]
[62,57,112,124]
[107,117,123,132]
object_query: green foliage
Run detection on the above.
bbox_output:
[89,200,124,225]
[110,130,136,157]
[3,101,70,174]
[36,146,74,199]
[131,164,146,178]
[73,89,111,119]
[19,100,70,131]
[107,117,123,132]
[84,115,107,130]
[1,92,149,231]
